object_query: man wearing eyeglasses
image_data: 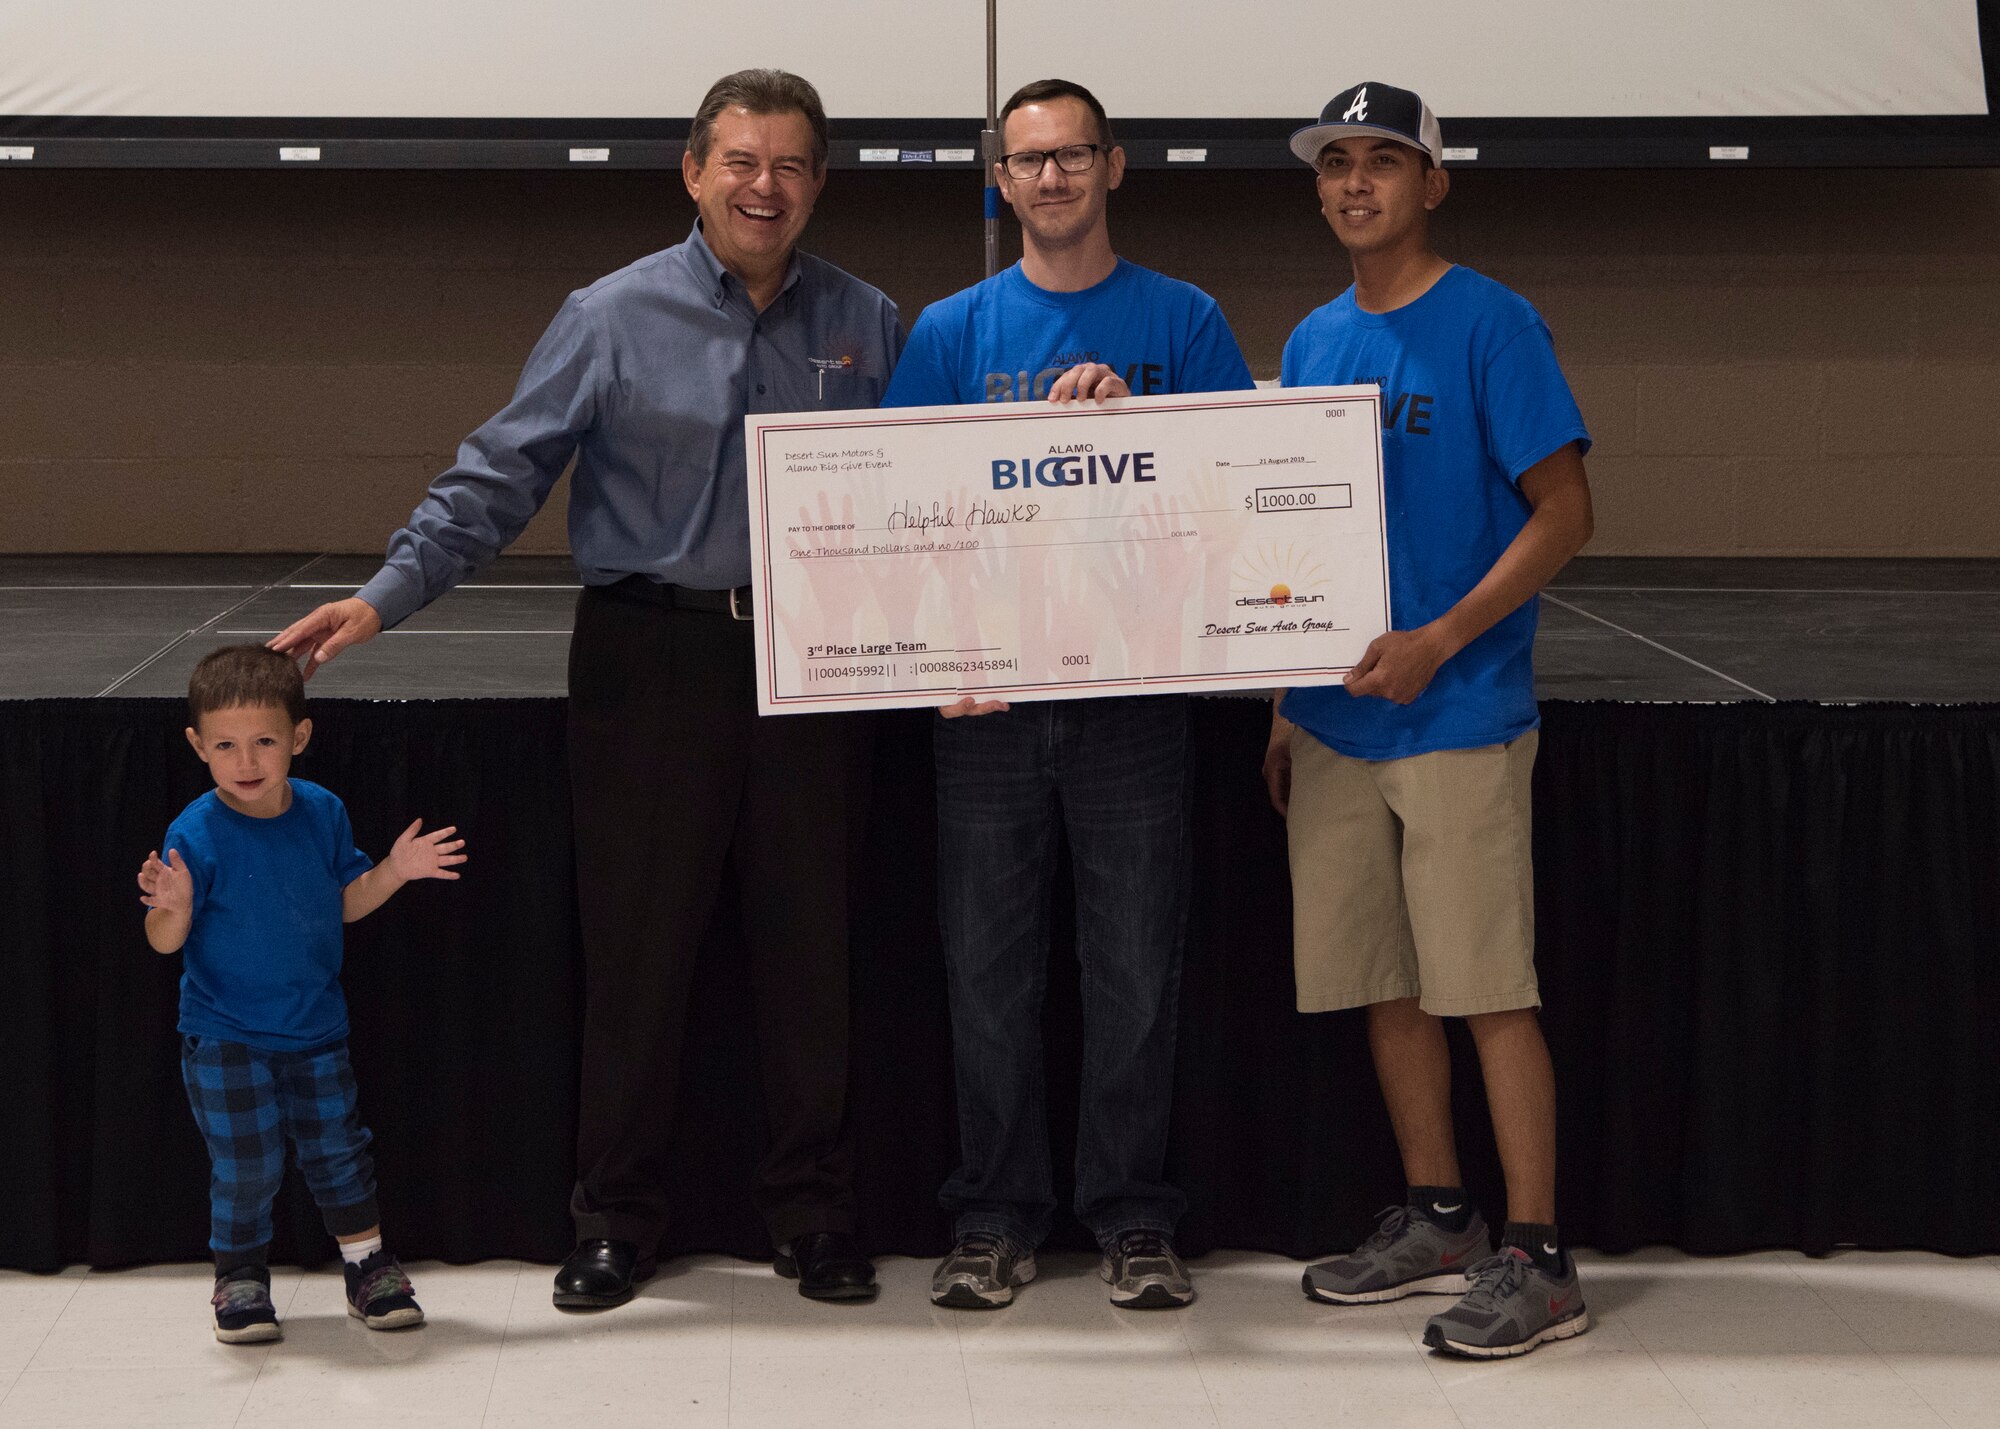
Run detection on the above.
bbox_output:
[882,78,1253,1312]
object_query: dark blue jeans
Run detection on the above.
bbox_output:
[933,694,1191,1252]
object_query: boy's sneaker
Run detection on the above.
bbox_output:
[931,1235,1036,1309]
[1422,1247,1590,1358]
[1303,1204,1489,1304]
[211,1267,280,1344]
[344,1249,425,1331]
[1100,1230,1194,1309]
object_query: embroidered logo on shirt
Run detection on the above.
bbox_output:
[809,354,854,399]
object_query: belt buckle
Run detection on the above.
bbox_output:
[729,586,751,621]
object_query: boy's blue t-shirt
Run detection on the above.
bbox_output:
[1280,265,1590,760]
[162,779,373,1051]
[882,258,1255,408]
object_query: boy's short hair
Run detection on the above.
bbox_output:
[188,645,308,727]
[1001,78,1114,148]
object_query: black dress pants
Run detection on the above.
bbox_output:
[565,582,869,1250]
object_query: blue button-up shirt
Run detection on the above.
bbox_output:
[356,223,903,628]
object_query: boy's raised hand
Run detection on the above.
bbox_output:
[138,848,193,912]
[386,819,468,883]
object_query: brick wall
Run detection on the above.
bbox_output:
[2,164,1995,556]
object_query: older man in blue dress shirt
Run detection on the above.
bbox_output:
[273,69,903,1309]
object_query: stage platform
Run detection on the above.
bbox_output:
[2,555,1996,1276]
[4,553,1999,702]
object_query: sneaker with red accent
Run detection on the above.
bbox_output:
[1302,1204,1488,1304]
[343,1249,425,1331]
[1422,1246,1590,1358]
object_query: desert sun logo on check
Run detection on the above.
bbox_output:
[1233,544,1329,608]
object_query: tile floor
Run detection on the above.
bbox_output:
[2,554,1997,702]
[2,1249,1997,1427]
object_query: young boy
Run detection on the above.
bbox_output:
[137,644,467,1343]
[1266,83,1595,1358]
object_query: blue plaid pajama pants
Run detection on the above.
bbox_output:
[180,1034,381,1255]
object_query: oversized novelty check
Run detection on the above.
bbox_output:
[744,386,1390,715]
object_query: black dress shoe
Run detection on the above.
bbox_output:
[552,1238,651,1310]
[775,1231,879,1302]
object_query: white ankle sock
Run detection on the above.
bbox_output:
[340,1234,383,1265]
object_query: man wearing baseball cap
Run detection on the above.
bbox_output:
[1263,81,1597,1358]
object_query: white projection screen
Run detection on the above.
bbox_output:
[2,0,1995,167]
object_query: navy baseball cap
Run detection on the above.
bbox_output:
[1289,82,1444,168]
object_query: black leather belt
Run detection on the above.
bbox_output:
[608,574,753,620]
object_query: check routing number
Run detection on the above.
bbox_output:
[744,386,1390,715]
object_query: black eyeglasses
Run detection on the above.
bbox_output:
[1000,143,1108,181]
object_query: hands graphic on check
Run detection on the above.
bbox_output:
[744,386,1392,715]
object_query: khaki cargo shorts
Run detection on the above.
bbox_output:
[1286,727,1540,1017]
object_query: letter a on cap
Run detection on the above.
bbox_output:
[1289,82,1444,169]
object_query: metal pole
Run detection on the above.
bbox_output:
[982,0,999,278]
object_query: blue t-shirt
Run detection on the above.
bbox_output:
[162,780,374,1051]
[882,258,1254,408]
[1280,265,1590,760]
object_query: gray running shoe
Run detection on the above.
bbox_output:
[931,1235,1037,1309]
[1423,1247,1590,1358]
[1302,1204,1489,1304]
[1099,1230,1194,1310]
